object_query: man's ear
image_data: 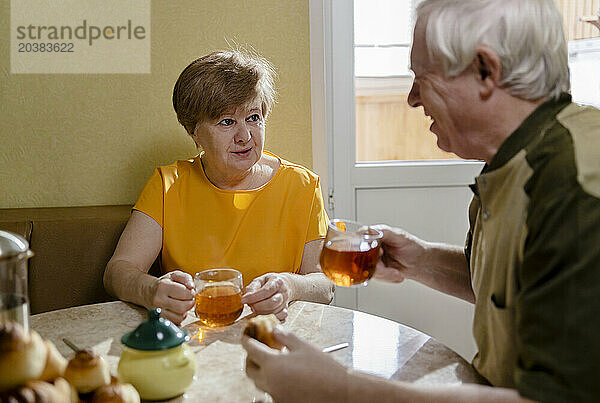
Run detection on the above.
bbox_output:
[473,45,502,99]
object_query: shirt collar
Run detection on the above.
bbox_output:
[482,92,572,174]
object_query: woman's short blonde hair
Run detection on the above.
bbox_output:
[173,50,277,135]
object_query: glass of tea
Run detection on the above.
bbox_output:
[194,268,243,327]
[319,219,383,287]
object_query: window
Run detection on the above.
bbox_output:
[354,0,412,78]
[353,0,600,162]
[353,0,458,162]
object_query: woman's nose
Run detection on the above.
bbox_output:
[234,124,252,143]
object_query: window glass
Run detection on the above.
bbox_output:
[354,0,458,162]
[354,47,411,77]
[354,0,411,45]
[354,0,599,162]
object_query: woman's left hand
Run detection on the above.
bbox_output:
[241,273,292,321]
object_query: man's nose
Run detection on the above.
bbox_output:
[407,83,420,108]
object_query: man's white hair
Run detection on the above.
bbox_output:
[416,0,570,100]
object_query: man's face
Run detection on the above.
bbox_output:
[407,17,481,159]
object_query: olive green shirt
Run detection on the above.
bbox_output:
[465,93,600,402]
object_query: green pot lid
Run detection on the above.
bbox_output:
[121,308,190,351]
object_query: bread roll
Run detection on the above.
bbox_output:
[0,322,47,391]
[0,378,77,403]
[64,349,110,394]
[3,380,56,403]
[54,377,79,403]
[38,340,68,381]
[243,314,283,350]
[91,383,141,403]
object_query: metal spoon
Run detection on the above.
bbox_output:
[62,338,82,353]
[321,342,349,353]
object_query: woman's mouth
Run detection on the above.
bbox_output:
[232,148,252,156]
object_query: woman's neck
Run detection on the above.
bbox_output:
[201,154,279,190]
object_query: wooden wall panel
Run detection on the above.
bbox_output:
[555,0,599,40]
[355,94,457,161]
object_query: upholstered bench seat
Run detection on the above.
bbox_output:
[0,205,160,314]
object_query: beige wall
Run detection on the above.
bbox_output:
[0,0,312,208]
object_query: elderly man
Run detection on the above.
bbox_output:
[242,0,600,401]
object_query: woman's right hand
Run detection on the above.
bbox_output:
[150,270,195,325]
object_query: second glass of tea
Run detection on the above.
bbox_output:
[320,219,383,287]
[193,268,243,327]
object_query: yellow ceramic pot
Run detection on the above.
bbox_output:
[118,344,195,400]
[118,308,196,400]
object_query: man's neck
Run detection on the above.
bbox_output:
[478,93,545,163]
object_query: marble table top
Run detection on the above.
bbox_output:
[31,301,486,402]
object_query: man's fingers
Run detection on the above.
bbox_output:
[169,271,195,290]
[245,356,260,379]
[374,262,405,283]
[371,224,392,237]
[245,356,268,392]
[377,226,410,248]
[242,335,275,365]
[272,327,308,351]
[381,249,403,270]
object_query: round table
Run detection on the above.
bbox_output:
[31,301,486,402]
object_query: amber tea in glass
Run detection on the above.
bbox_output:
[194,268,243,327]
[320,219,383,287]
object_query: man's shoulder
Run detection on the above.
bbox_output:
[556,104,600,198]
[525,103,600,201]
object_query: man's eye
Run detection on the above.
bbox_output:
[219,118,235,126]
[247,114,261,122]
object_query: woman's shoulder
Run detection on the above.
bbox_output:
[266,152,320,187]
[154,156,200,179]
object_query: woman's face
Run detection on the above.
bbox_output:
[193,100,265,177]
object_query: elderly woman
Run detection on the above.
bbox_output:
[104,50,333,324]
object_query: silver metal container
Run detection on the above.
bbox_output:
[0,230,33,333]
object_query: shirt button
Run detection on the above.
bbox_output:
[482,209,491,220]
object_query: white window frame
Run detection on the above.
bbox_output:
[354,76,413,96]
[353,0,414,94]
[310,0,483,220]
[309,0,331,210]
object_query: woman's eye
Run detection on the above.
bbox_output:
[247,114,261,122]
[218,118,235,126]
